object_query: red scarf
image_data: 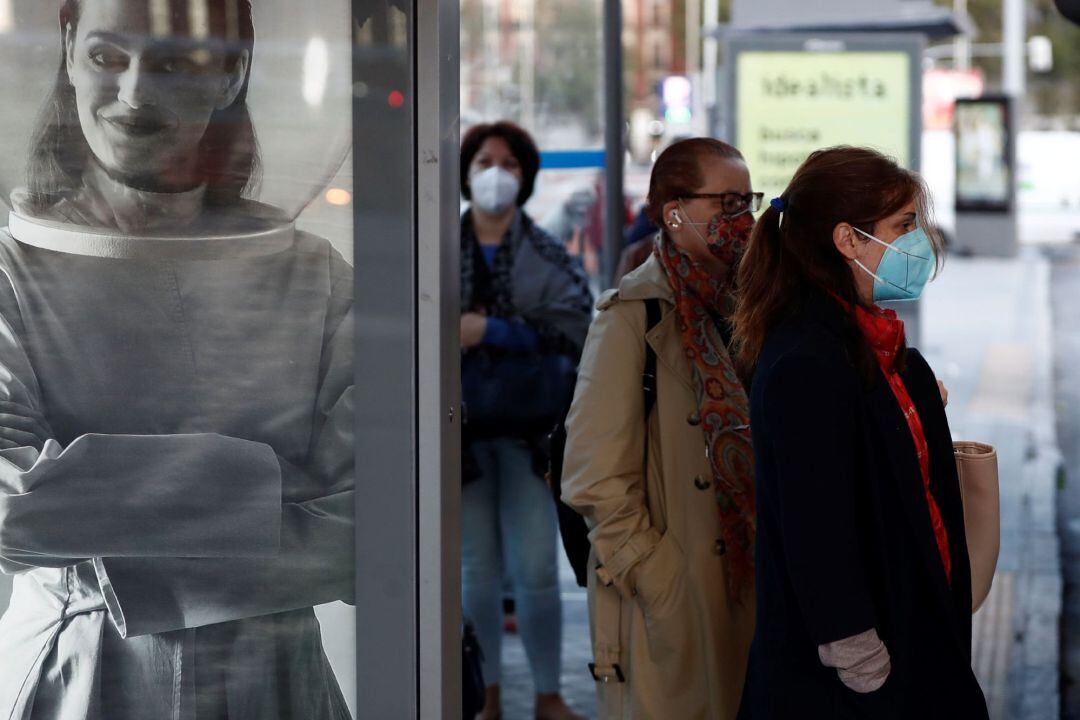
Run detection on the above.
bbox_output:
[654,222,756,603]
[851,302,952,583]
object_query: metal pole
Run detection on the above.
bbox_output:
[1003,0,1026,98]
[703,0,720,137]
[954,0,971,71]
[353,0,421,716]
[686,0,700,74]
[521,1,535,128]
[356,0,462,715]
[687,0,702,132]
[483,0,498,115]
[417,0,461,717]
[603,0,624,289]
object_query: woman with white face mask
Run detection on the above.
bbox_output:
[732,146,988,719]
[458,121,592,720]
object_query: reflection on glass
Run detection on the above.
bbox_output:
[0,1,356,718]
[461,0,611,290]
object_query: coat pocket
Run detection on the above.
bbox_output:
[632,531,690,663]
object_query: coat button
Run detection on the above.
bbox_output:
[694,475,711,490]
[714,539,727,556]
[687,411,701,426]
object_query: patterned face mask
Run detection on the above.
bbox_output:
[678,200,755,268]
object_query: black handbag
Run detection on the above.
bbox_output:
[461,349,576,437]
[462,619,486,718]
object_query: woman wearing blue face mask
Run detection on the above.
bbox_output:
[731,146,989,719]
[458,121,593,720]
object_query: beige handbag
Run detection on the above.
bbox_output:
[953,441,1000,612]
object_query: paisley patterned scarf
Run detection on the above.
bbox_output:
[654,213,756,602]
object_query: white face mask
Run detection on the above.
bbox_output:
[469,166,521,214]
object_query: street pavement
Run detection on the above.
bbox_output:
[1052,244,1080,720]
[922,249,1061,720]
[499,248,1063,720]
[500,556,596,719]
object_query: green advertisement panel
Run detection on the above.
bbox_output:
[728,35,923,206]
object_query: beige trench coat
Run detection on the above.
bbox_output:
[562,255,754,720]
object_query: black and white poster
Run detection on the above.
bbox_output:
[0,2,357,718]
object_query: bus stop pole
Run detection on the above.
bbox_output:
[602,0,624,289]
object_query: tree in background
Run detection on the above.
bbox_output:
[932,0,1080,123]
[534,0,602,139]
[460,0,602,141]
[1028,0,1080,121]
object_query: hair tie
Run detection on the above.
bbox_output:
[770,197,787,212]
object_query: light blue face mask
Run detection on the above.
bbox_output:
[852,225,936,303]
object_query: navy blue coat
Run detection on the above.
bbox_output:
[738,294,988,719]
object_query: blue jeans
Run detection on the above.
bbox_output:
[462,437,562,694]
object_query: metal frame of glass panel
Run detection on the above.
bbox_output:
[602,0,624,291]
[417,0,462,717]
[354,0,460,717]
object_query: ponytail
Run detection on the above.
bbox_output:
[732,203,791,386]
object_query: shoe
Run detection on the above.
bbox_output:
[535,693,585,720]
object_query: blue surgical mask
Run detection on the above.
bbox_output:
[852,226,935,302]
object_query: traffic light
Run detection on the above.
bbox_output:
[1055,0,1080,25]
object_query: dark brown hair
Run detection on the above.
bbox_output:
[645,137,745,227]
[26,0,259,210]
[732,146,942,385]
[460,121,541,207]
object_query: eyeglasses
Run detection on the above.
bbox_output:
[681,192,764,216]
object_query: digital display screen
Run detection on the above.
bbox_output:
[955,98,1013,212]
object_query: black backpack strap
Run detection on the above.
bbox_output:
[643,298,661,417]
[641,298,662,490]
[551,297,665,592]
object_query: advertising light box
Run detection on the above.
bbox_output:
[726,35,924,206]
[955,97,1014,213]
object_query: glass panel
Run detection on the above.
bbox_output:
[459,2,599,717]
[0,1,356,717]
[461,0,610,289]
[354,0,428,714]
[461,0,603,149]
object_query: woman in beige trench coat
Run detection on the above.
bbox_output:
[562,138,759,720]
